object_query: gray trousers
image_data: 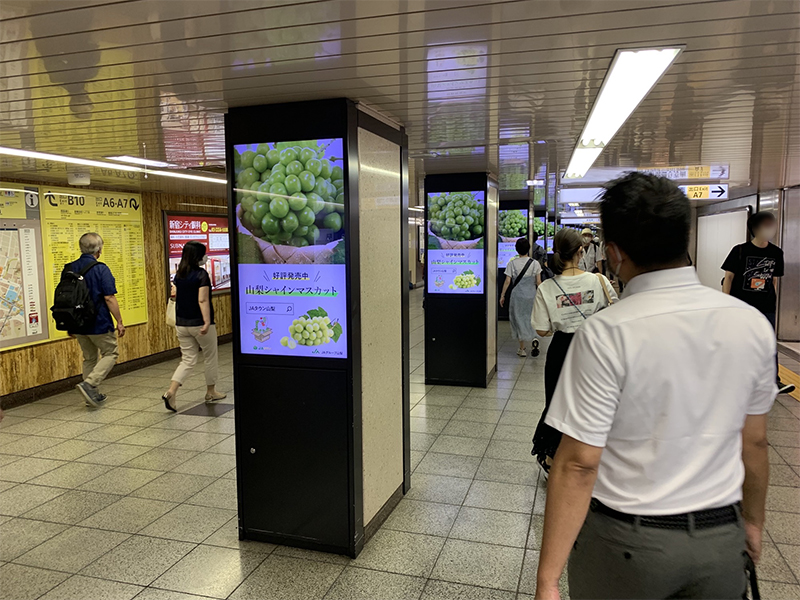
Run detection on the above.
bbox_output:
[75,332,118,388]
[569,505,747,599]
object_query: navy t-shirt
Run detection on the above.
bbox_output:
[722,241,784,315]
[174,268,214,327]
[64,254,117,334]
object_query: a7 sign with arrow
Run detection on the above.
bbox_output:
[679,184,728,200]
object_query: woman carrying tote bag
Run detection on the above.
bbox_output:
[500,237,542,357]
[530,228,617,475]
[161,241,226,412]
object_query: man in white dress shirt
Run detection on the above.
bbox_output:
[534,173,776,600]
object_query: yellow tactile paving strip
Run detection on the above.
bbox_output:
[778,365,800,402]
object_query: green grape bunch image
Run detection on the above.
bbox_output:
[449,269,480,290]
[427,191,485,250]
[234,140,345,264]
[498,210,528,241]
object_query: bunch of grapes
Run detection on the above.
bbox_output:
[449,270,480,289]
[428,192,484,241]
[499,210,527,238]
[278,307,343,350]
[235,140,344,247]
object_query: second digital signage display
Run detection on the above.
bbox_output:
[233,138,347,359]
[426,190,485,294]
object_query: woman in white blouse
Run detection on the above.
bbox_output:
[530,228,617,475]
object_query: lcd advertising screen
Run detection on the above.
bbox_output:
[233,138,347,358]
[497,209,528,269]
[165,213,231,292]
[427,190,485,294]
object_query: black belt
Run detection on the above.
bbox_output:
[590,499,739,530]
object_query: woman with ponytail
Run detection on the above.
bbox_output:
[530,228,617,475]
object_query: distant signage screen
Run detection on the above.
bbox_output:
[426,191,485,294]
[165,213,231,292]
[233,138,347,358]
[497,209,528,269]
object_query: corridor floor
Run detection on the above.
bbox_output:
[1,288,799,600]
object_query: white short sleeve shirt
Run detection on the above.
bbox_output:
[545,267,777,514]
[532,272,617,334]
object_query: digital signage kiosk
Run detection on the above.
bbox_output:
[496,200,530,320]
[425,173,498,387]
[227,99,409,557]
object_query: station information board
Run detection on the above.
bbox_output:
[233,137,347,358]
[497,209,528,269]
[426,190,485,294]
[40,186,148,339]
[165,213,230,292]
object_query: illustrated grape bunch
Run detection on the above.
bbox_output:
[499,210,527,238]
[449,270,480,289]
[427,192,484,241]
[235,140,344,248]
[279,307,342,350]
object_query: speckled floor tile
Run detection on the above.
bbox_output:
[383,499,459,537]
[202,517,276,555]
[420,580,515,600]
[441,420,498,439]
[475,458,538,487]
[431,538,524,591]
[39,574,142,600]
[184,478,237,510]
[139,503,235,543]
[150,544,264,598]
[415,453,481,479]
[404,473,472,506]
[0,457,66,483]
[122,448,199,472]
[0,435,63,457]
[352,530,445,577]
[324,566,426,600]
[80,534,196,585]
[78,466,162,495]
[0,518,68,562]
[766,510,800,544]
[30,421,104,440]
[410,417,448,435]
[15,526,129,573]
[75,443,150,466]
[449,507,530,548]
[79,496,176,533]
[131,472,215,503]
[0,563,69,600]
[22,489,121,524]
[117,428,185,447]
[170,452,235,478]
[32,439,108,461]
[151,415,214,431]
[464,480,536,514]
[429,435,489,458]
[161,432,230,452]
[0,483,66,517]
[229,554,343,600]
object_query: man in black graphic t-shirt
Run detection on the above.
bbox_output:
[723,211,794,394]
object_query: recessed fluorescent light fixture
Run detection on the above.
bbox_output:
[106,155,176,168]
[0,146,226,185]
[567,203,580,207]
[525,179,545,186]
[563,46,683,179]
[0,146,141,172]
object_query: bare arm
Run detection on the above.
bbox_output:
[499,275,512,307]
[722,271,734,294]
[536,436,603,598]
[198,286,212,334]
[741,413,769,563]
[536,272,542,286]
[104,295,125,337]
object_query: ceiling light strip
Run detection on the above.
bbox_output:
[563,46,683,180]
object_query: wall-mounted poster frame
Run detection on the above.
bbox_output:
[162,211,231,298]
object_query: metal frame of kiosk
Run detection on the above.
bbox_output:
[424,173,498,388]
[226,98,410,558]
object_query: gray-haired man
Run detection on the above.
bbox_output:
[67,233,125,407]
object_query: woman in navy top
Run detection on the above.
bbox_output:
[162,241,226,411]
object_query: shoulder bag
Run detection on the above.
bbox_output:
[165,298,177,327]
[596,273,615,306]
[503,258,534,306]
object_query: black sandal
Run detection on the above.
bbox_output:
[162,392,177,413]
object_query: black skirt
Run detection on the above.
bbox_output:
[532,330,575,460]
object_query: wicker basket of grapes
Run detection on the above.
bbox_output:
[234,140,346,265]
[498,209,528,243]
[427,191,485,250]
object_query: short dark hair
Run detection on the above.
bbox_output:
[747,211,776,236]
[176,241,207,279]
[599,172,690,269]
[515,237,531,256]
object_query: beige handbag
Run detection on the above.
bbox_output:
[165,298,177,327]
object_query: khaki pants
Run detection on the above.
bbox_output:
[75,332,119,388]
[171,324,219,386]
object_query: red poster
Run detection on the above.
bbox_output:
[165,213,230,291]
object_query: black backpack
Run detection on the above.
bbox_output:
[51,261,102,331]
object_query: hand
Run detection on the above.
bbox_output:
[745,520,763,563]
[116,323,126,338]
[499,296,505,308]
[534,583,561,600]
[200,324,210,335]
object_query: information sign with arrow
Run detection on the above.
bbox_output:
[678,184,728,199]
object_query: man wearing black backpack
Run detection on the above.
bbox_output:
[63,233,125,407]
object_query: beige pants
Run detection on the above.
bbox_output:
[171,324,219,386]
[75,332,119,388]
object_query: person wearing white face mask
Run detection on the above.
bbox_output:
[722,211,794,395]
[162,240,226,411]
[533,173,777,600]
